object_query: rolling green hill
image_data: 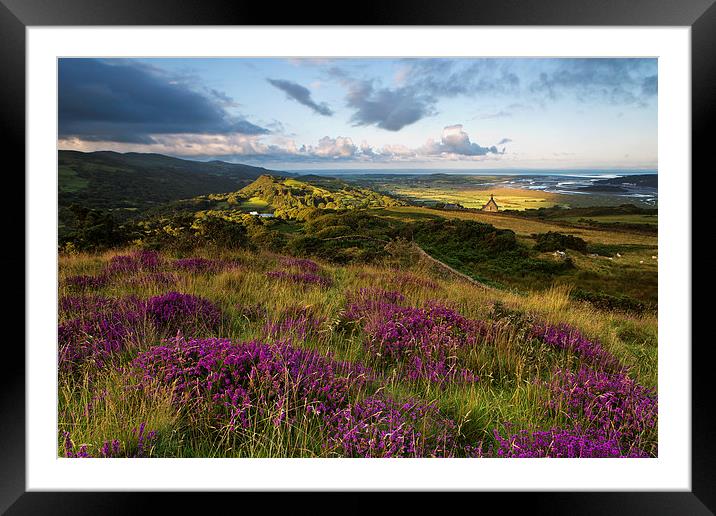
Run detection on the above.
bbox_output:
[197,174,407,219]
[58,150,284,215]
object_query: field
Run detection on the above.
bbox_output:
[371,206,658,305]
[350,174,657,211]
[58,247,657,458]
[390,186,558,210]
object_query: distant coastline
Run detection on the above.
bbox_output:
[290,168,657,177]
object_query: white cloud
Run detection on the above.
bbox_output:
[419,125,500,157]
[59,124,511,164]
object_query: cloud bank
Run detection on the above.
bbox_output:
[60,124,508,164]
[59,59,268,144]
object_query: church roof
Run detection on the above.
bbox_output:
[483,194,499,208]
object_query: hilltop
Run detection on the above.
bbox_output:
[194,174,407,219]
[59,150,286,216]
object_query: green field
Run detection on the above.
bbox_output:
[238,197,270,210]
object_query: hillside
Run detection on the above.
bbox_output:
[58,150,284,215]
[58,247,658,458]
[199,174,407,219]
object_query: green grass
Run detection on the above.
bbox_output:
[58,166,89,193]
[238,196,270,210]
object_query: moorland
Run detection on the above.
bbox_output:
[58,151,658,458]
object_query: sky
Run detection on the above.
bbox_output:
[57,57,657,171]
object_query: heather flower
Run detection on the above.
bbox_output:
[263,306,326,341]
[58,307,144,374]
[347,297,484,387]
[326,395,457,457]
[62,432,91,458]
[132,337,369,434]
[60,295,114,315]
[280,257,320,273]
[61,425,157,458]
[547,367,658,455]
[530,322,623,372]
[105,250,161,275]
[480,425,649,458]
[144,292,222,334]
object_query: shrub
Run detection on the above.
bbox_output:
[144,292,222,334]
[533,231,588,253]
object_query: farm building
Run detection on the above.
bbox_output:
[482,194,499,212]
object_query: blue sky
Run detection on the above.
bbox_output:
[58,57,657,170]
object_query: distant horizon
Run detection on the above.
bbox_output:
[59,148,657,176]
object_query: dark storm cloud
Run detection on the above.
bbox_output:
[328,60,519,132]
[345,80,435,131]
[58,59,268,143]
[267,78,333,116]
[529,58,657,105]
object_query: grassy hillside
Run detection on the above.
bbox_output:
[58,150,282,216]
[58,248,657,458]
[234,174,406,218]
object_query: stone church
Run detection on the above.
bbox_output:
[482,194,499,212]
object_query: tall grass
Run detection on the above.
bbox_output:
[57,247,658,457]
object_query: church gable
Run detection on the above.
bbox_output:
[482,194,499,212]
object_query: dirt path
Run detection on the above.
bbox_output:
[410,243,497,292]
[319,233,497,291]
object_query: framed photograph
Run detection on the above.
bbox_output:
[3,0,710,512]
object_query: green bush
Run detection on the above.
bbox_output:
[533,231,588,253]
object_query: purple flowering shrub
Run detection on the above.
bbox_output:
[58,301,146,374]
[263,306,326,341]
[469,365,658,458]
[530,322,623,372]
[58,292,222,372]
[326,395,458,457]
[144,292,222,334]
[346,292,485,386]
[62,423,158,458]
[546,367,658,456]
[104,250,162,275]
[60,295,115,316]
[469,425,648,458]
[266,270,333,288]
[132,337,370,433]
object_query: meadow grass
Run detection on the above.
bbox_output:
[58,247,658,458]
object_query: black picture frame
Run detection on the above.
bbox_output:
[1,0,710,513]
